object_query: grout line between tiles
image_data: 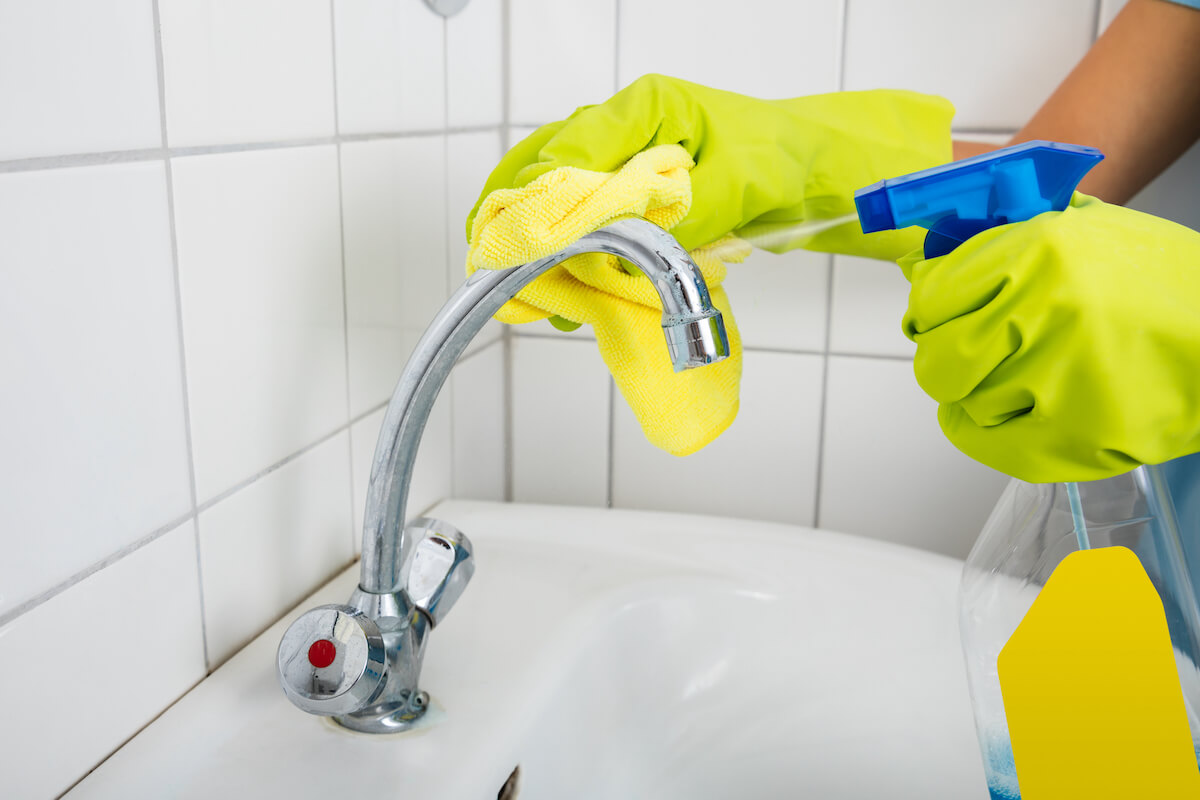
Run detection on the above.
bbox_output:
[811,254,837,528]
[330,0,360,556]
[500,0,514,501]
[151,0,210,671]
[0,128,499,174]
[508,331,914,362]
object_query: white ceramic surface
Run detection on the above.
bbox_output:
[451,341,507,502]
[66,500,988,799]
[829,254,916,358]
[618,0,841,99]
[819,356,1008,558]
[446,0,503,127]
[843,0,1095,130]
[2,521,204,800]
[510,337,610,507]
[341,135,449,416]
[509,0,616,124]
[198,433,355,667]
[0,0,161,160]
[612,350,824,526]
[333,0,445,134]
[172,145,347,502]
[0,163,191,618]
[159,0,336,146]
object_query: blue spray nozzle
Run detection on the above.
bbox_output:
[854,140,1104,258]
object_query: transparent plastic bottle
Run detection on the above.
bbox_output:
[959,453,1200,799]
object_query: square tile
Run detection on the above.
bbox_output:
[448,130,505,351]
[613,351,823,525]
[0,522,205,799]
[510,336,609,506]
[341,136,449,417]
[509,0,616,124]
[0,163,191,618]
[160,0,336,146]
[172,146,347,501]
[0,0,161,159]
[829,255,915,358]
[725,248,828,352]
[198,434,354,666]
[619,0,840,98]
[819,356,1009,558]
[350,394,453,553]
[447,0,503,127]
[334,0,445,134]
[844,0,1095,130]
[452,341,506,501]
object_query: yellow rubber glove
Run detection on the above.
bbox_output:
[469,74,954,260]
[467,144,750,456]
[900,194,1200,483]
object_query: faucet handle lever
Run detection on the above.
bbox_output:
[404,518,475,627]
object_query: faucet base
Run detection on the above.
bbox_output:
[332,689,431,734]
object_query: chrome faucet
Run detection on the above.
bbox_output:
[275,217,730,733]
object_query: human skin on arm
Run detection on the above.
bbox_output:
[952,0,1200,203]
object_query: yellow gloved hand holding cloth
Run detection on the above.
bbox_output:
[466,144,748,457]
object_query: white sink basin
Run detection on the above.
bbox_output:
[68,501,989,799]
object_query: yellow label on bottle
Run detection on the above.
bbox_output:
[998,546,1200,798]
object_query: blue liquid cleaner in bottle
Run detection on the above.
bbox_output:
[857,143,1200,797]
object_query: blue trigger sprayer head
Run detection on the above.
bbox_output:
[854,140,1104,258]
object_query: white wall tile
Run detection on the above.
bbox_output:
[725,249,828,352]
[334,0,445,134]
[613,351,823,525]
[198,435,354,666]
[341,136,449,417]
[452,341,506,501]
[844,0,1095,130]
[160,0,336,146]
[350,395,453,552]
[511,337,609,506]
[820,357,1009,558]
[829,255,915,358]
[448,130,505,351]
[619,0,840,98]
[0,163,191,618]
[0,522,205,799]
[447,0,503,127]
[0,0,161,160]
[509,0,616,124]
[173,146,347,501]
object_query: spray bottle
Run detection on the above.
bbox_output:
[855,142,1200,798]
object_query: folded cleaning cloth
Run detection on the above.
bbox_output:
[465,144,750,457]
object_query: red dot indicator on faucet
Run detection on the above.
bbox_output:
[308,638,337,669]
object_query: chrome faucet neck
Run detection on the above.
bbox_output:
[357,217,729,595]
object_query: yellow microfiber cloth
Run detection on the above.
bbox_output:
[465,144,749,457]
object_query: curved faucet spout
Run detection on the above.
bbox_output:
[358,217,730,594]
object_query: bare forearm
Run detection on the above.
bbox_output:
[954,0,1200,203]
